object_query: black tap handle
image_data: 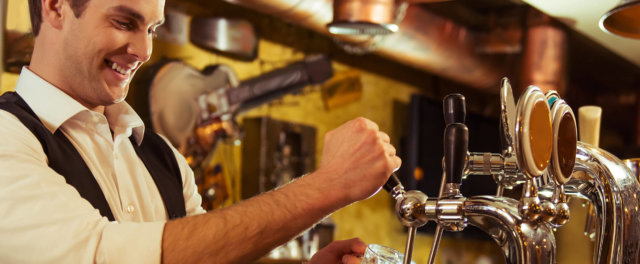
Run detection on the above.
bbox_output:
[444,123,469,184]
[383,172,403,193]
[443,94,466,125]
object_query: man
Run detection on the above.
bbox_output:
[0,0,401,263]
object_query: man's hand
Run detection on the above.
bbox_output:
[309,238,367,264]
[314,117,401,204]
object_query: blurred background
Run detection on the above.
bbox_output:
[3,0,640,263]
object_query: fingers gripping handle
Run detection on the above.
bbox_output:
[444,94,466,125]
[445,123,469,185]
[383,172,402,192]
[383,173,405,200]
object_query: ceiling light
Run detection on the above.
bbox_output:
[600,0,640,39]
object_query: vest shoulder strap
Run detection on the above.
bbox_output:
[0,92,116,220]
[0,91,187,220]
[130,131,186,219]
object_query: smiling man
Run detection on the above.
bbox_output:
[0,0,401,263]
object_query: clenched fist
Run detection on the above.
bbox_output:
[313,117,401,205]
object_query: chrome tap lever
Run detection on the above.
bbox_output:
[427,94,468,264]
[427,123,469,264]
[403,227,417,264]
[427,225,443,264]
[383,174,425,264]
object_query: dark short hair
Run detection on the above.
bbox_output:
[28,0,90,36]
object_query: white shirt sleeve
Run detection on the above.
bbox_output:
[0,110,165,264]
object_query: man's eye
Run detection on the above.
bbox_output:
[114,20,134,30]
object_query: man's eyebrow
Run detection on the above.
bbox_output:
[109,5,164,26]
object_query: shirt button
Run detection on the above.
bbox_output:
[126,204,135,214]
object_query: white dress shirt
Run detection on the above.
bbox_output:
[0,68,205,263]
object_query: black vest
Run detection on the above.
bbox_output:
[0,92,186,221]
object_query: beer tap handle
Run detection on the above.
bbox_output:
[383,172,405,200]
[427,123,469,264]
[445,123,469,187]
[444,94,466,125]
[578,106,602,147]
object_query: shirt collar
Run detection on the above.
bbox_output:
[15,67,146,145]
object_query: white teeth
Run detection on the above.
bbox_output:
[109,61,131,75]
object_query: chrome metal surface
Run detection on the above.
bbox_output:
[390,185,406,201]
[394,190,429,228]
[500,78,517,157]
[464,196,556,264]
[538,200,557,223]
[519,179,542,222]
[403,226,416,264]
[427,171,447,264]
[496,185,504,196]
[467,152,523,188]
[435,197,467,231]
[577,105,602,244]
[550,185,570,227]
[442,183,461,197]
[563,143,640,263]
[622,158,640,178]
[427,227,443,264]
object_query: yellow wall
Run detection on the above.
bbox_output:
[0,0,29,94]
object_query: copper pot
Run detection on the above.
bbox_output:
[327,0,398,35]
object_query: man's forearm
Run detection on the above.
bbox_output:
[162,117,400,263]
[162,172,344,264]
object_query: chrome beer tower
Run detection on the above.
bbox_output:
[383,78,640,264]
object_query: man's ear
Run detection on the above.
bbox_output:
[41,0,65,30]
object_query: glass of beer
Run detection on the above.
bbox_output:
[361,244,402,264]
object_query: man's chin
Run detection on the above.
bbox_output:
[112,96,126,104]
[108,84,129,104]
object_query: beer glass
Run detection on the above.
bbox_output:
[361,244,402,264]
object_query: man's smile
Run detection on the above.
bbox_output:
[104,59,137,76]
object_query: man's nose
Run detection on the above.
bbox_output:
[128,32,152,63]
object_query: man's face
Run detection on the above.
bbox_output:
[58,0,164,110]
